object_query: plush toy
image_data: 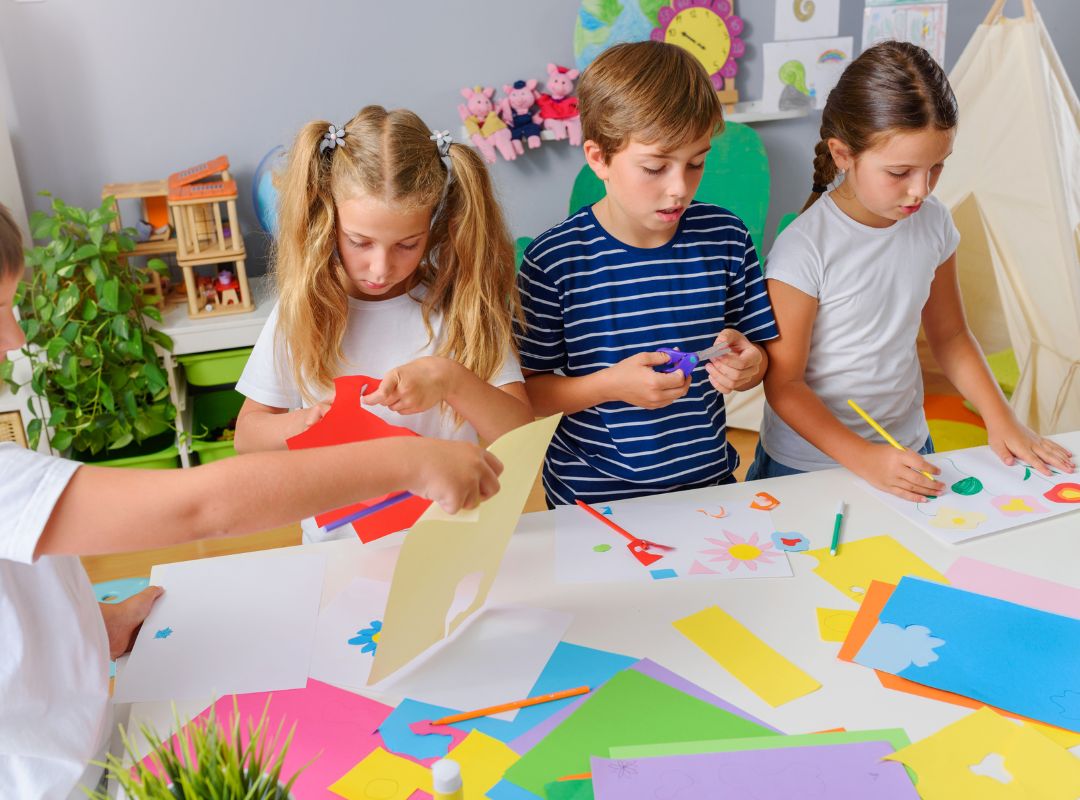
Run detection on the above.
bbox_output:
[499,79,543,155]
[536,64,581,146]
[458,86,516,163]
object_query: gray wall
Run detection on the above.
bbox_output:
[1,0,1077,271]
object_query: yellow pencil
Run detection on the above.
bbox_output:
[847,399,935,482]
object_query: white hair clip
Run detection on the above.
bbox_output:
[320,124,347,154]
[429,129,453,158]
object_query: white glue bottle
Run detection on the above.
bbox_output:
[432,758,464,800]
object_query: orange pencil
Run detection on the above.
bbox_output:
[430,685,591,726]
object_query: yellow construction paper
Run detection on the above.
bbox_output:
[369,415,561,684]
[447,729,520,799]
[816,607,857,642]
[803,535,948,602]
[885,707,1080,799]
[328,746,431,800]
[673,606,821,707]
[1023,721,1080,750]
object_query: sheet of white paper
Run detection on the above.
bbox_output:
[309,577,391,690]
[375,605,571,721]
[554,499,793,584]
[761,37,854,112]
[862,2,948,65]
[113,551,326,703]
[775,0,840,41]
[857,443,1080,544]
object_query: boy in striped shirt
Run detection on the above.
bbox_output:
[517,41,778,506]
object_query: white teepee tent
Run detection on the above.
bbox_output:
[936,0,1080,434]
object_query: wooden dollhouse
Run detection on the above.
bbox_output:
[167,156,254,320]
[100,178,177,309]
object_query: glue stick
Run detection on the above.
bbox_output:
[432,758,464,800]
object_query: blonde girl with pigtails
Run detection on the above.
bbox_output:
[235,106,532,541]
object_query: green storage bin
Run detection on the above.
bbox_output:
[177,347,252,387]
[75,428,180,469]
[190,389,245,464]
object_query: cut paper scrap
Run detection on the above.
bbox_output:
[554,500,791,584]
[328,746,431,800]
[750,491,780,510]
[852,577,1080,733]
[771,531,809,552]
[803,534,947,602]
[673,606,821,707]
[113,550,325,703]
[369,414,561,685]
[817,607,858,643]
[499,669,775,797]
[445,730,519,799]
[507,658,780,757]
[542,779,593,800]
[611,727,912,758]
[945,557,1080,619]
[381,642,636,760]
[286,374,434,542]
[377,606,570,722]
[884,707,1080,800]
[591,740,918,799]
[309,576,390,689]
[142,680,394,800]
[838,581,1080,748]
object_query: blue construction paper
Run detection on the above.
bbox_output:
[649,568,677,580]
[486,779,543,799]
[94,577,150,677]
[380,642,637,759]
[854,576,1080,733]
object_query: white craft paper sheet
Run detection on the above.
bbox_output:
[554,499,793,584]
[113,550,326,703]
[309,577,391,690]
[761,36,853,112]
[857,444,1079,544]
[775,0,840,41]
[374,605,571,721]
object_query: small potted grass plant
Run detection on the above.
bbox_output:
[86,700,304,800]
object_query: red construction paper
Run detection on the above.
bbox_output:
[286,375,432,542]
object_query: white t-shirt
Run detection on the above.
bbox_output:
[760,193,961,472]
[0,445,110,799]
[236,286,524,541]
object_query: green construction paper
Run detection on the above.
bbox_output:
[500,669,773,796]
[609,728,912,758]
[544,779,594,800]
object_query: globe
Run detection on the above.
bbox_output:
[252,145,286,236]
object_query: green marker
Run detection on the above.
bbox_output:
[830,501,845,556]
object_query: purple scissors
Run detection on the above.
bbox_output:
[656,342,731,377]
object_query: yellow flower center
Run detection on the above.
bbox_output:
[371,631,380,643]
[728,543,762,561]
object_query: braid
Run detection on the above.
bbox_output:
[803,138,838,211]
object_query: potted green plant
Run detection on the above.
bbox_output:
[0,193,176,462]
[86,701,304,800]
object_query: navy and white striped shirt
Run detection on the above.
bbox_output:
[517,202,778,506]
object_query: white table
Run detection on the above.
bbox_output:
[119,430,1080,764]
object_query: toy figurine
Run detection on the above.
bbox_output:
[458,86,516,163]
[499,79,543,154]
[536,64,581,146]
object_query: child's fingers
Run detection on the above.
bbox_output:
[1035,440,1075,472]
[639,351,677,368]
[889,484,934,503]
[483,451,505,477]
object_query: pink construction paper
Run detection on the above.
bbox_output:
[142,680,394,799]
[945,557,1080,619]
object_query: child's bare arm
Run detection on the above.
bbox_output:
[523,352,690,416]
[233,397,329,453]
[35,437,503,558]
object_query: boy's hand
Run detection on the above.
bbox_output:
[855,443,945,502]
[986,418,1075,475]
[363,357,458,416]
[704,329,762,394]
[100,586,165,660]
[605,352,691,409]
[408,440,504,514]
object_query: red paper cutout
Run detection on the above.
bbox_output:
[629,540,664,567]
[286,375,432,542]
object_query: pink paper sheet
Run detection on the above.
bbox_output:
[945,557,1080,618]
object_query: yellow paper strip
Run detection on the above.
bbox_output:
[886,708,1080,799]
[816,607,857,642]
[448,729,520,799]
[804,535,947,602]
[673,606,821,707]
[329,746,431,800]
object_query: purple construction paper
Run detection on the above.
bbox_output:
[591,740,917,799]
[509,659,780,754]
